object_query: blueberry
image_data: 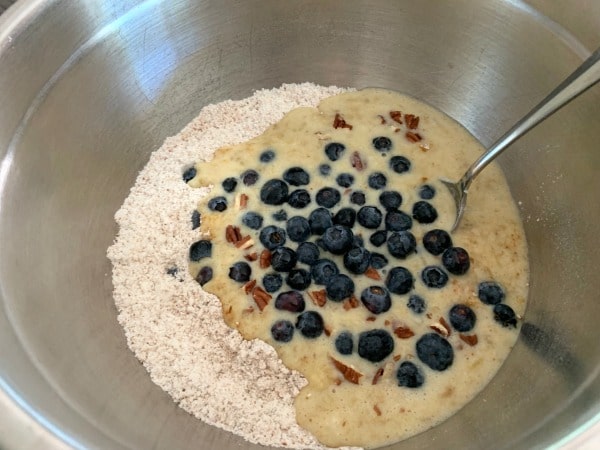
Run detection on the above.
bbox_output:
[379,191,403,210]
[286,268,312,290]
[283,167,310,186]
[369,230,387,247]
[344,246,371,274]
[271,320,294,342]
[311,259,339,285]
[419,184,435,199]
[259,226,287,250]
[272,209,288,222]
[325,274,354,302]
[350,191,366,206]
[195,266,213,286]
[360,286,392,314]
[387,231,417,259]
[270,247,298,272]
[407,294,426,314]
[396,361,425,388]
[322,225,354,255]
[316,187,341,208]
[296,311,325,338]
[368,172,387,190]
[333,208,356,228]
[241,169,259,186]
[296,242,320,265]
[336,173,354,188]
[260,149,275,163]
[423,229,452,256]
[286,216,311,243]
[309,207,333,235]
[191,210,201,230]
[370,253,388,269]
[442,247,470,275]
[412,201,438,224]
[287,189,311,209]
[260,179,289,205]
[222,177,237,192]
[357,206,383,229]
[275,291,306,313]
[242,211,263,230]
[385,267,414,295]
[389,156,411,174]
[449,304,476,332]
[478,281,505,305]
[182,166,196,182]
[358,329,394,362]
[228,262,251,282]
[319,164,332,176]
[352,235,365,248]
[493,304,518,328]
[416,333,454,371]
[372,136,392,152]
[335,332,354,355]
[385,209,413,231]
[263,273,283,293]
[421,266,449,288]
[325,142,346,161]
[208,196,227,212]
[189,240,212,261]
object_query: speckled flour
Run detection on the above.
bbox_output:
[107,83,359,449]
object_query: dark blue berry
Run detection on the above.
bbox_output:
[335,332,354,355]
[195,266,213,286]
[336,173,354,188]
[478,281,505,305]
[283,167,310,186]
[358,329,394,362]
[389,156,411,174]
[326,274,355,301]
[385,267,414,295]
[407,294,426,314]
[325,142,346,161]
[286,216,311,243]
[272,209,287,222]
[263,273,283,293]
[412,201,438,224]
[333,208,356,228]
[208,196,227,212]
[416,333,454,371]
[449,304,476,332]
[222,177,237,192]
[379,191,402,210]
[370,253,388,269]
[421,266,449,288]
[260,149,275,162]
[360,286,392,314]
[442,247,470,275]
[182,166,196,182]
[423,229,452,256]
[287,189,311,209]
[352,235,364,248]
[319,164,331,176]
[296,311,325,338]
[191,210,201,230]
[260,179,289,205]
[357,206,383,229]
[275,291,306,313]
[189,240,212,261]
[296,242,320,265]
[228,262,251,282]
[343,246,371,274]
[493,304,518,328]
[368,172,387,190]
[242,211,263,230]
[369,230,387,247]
[316,187,341,208]
[385,209,413,231]
[286,268,312,290]
[387,231,417,259]
[241,169,259,186]
[271,320,294,342]
[270,247,298,272]
[396,361,424,388]
[308,207,333,235]
[322,225,354,255]
[310,259,339,285]
[259,226,287,250]
[419,184,435,199]
[372,136,392,152]
[350,191,366,206]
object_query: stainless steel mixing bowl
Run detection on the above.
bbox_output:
[1,1,599,449]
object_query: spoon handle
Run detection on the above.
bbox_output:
[460,47,600,190]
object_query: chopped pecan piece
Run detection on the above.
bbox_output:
[331,357,363,384]
[243,279,257,294]
[252,287,272,311]
[308,289,327,307]
[350,151,365,171]
[244,252,258,262]
[404,114,420,129]
[343,295,360,310]
[405,131,422,143]
[239,193,248,209]
[394,326,415,339]
[373,404,382,416]
[377,114,387,125]
[389,110,402,124]
[333,113,353,130]
[393,354,402,362]
[372,367,384,385]
[259,249,272,269]
[235,235,254,249]
[225,225,241,244]
[243,306,255,314]
[324,325,332,337]
[366,316,376,322]
[439,317,452,335]
[459,333,478,346]
[364,267,381,280]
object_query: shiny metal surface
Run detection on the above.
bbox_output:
[0,1,599,449]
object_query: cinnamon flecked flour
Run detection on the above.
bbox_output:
[108,84,529,449]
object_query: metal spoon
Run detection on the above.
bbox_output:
[442,47,600,232]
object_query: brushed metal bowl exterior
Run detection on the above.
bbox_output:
[0,1,599,449]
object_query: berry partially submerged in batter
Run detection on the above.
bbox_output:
[228,262,251,282]
[271,320,294,342]
[396,361,424,388]
[358,329,394,362]
[416,333,454,371]
[360,286,392,314]
[296,311,325,338]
